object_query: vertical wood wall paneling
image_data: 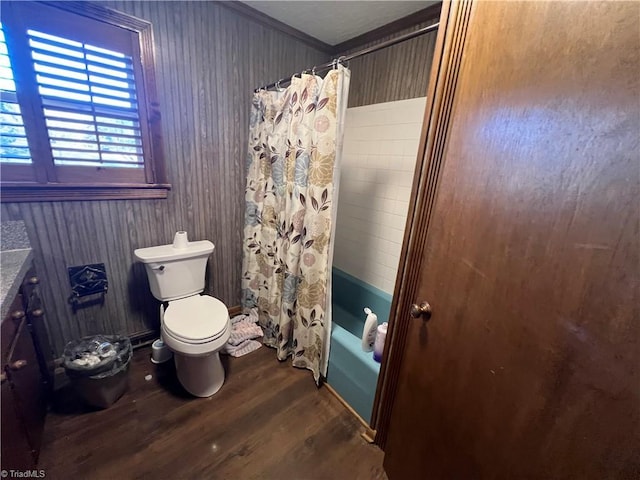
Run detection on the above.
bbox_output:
[338,19,439,108]
[1,1,328,356]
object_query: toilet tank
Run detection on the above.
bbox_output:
[134,240,214,302]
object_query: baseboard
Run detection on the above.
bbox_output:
[228,305,242,317]
[323,383,377,444]
[130,330,158,349]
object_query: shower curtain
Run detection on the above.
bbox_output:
[241,65,350,383]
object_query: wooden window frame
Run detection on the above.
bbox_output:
[0,1,170,202]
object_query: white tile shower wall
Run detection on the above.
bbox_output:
[333,97,426,294]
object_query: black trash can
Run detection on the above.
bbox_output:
[63,335,132,408]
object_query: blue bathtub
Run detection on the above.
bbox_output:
[327,268,392,422]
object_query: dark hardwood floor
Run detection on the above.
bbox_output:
[39,345,386,479]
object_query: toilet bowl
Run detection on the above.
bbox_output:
[133,232,231,398]
[161,295,230,397]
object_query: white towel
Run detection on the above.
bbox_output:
[223,308,263,357]
[231,308,259,325]
[224,339,262,357]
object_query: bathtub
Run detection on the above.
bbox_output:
[327,268,392,422]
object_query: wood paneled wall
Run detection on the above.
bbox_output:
[339,18,439,108]
[1,1,328,355]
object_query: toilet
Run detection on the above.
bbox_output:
[134,232,230,397]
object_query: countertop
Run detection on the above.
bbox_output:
[1,220,33,318]
[0,248,33,319]
[1,221,31,251]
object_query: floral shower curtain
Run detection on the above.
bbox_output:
[241,65,350,383]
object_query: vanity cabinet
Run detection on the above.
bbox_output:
[1,269,53,470]
[22,270,55,387]
[1,376,33,469]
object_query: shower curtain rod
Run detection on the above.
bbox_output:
[254,22,440,92]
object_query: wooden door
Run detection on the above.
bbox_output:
[382,1,640,478]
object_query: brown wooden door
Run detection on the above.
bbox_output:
[383,1,639,478]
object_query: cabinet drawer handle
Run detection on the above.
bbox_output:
[27,276,40,285]
[10,360,27,371]
[11,310,25,321]
[31,308,44,317]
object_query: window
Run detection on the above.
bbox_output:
[0,1,168,202]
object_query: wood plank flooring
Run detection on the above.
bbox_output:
[39,346,386,479]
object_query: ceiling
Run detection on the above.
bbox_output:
[240,1,439,46]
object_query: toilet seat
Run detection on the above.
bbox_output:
[163,295,229,344]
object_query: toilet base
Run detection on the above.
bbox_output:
[174,351,225,397]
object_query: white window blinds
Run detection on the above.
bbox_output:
[28,29,144,169]
[0,23,31,165]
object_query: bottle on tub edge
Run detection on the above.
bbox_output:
[361,307,378,352]
[373,322,388,363]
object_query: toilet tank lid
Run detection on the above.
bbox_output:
[134,240,214,263]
